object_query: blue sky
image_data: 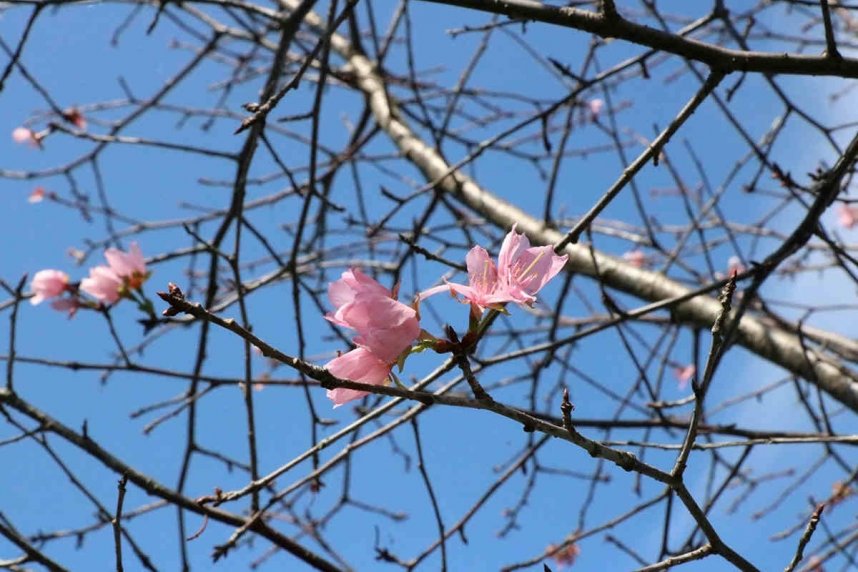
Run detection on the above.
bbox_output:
[1,1,857,571]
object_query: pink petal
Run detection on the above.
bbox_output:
[327,268,390,326]
[50,297,80,318]
[497,224,530,279]
[508,245,568,298]
[344,294,419,361]
[105,242,146,278]
[325,347,391,407]
[80,266,122,303]
[418,283,459,300]
[30,270,69,305]
[465,245,499,298]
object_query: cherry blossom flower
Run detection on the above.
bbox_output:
[324,269,420,407]
[622,249,647,268]
[495,225,569,306]
[104,242,148,289]
[80,266,124,304]
[80,243,148,304]
[837,203,858,229]
[30,270,69,305]
[326,268,391,328]
[422,245,517,311]
[325,347,392,407]
[674,364,696,389]
[12,127,39,148]
[28,187,46,203]
[423,226,568,311]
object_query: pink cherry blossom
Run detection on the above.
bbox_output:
[80,266,123,304]
[674,364,696,389]
[337,294,420,362]
[12,127,39,148]
[622,249,647,268]
[327,268,390,327]
[422,245,517,311]
[105,242,147,288]
[837,204,858,229]
[588,98,604,119]
[495,225,568,306]
[423,227,568,310]
[324,347,392,408]
[30,270,69,305]
[324,269,420,407]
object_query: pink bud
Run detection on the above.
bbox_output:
[588,98,604,119]
[325,347,392,407]
[12,127,39,148]
[28,187,46,204]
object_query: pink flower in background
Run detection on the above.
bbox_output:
[105,242,147,288]
[548,542,580,568]
[588,98,604,119]
[80,243,148,304]
[28,187,46,204]
[50,297,80,318]
[496,225,568,306]
[622,249,647,268]
[324,268,420,407]
[837,203,858,229]
[80,266,123,303]
[674,364,696,389]
[324,347,392,407]
[12,127,39,148]
[30,270,69,305]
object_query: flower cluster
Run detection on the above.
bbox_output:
[323,269,420,407]
[30,243,150,316]
[325,227,568,407]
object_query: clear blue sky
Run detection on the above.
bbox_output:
[1,2,856,570]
